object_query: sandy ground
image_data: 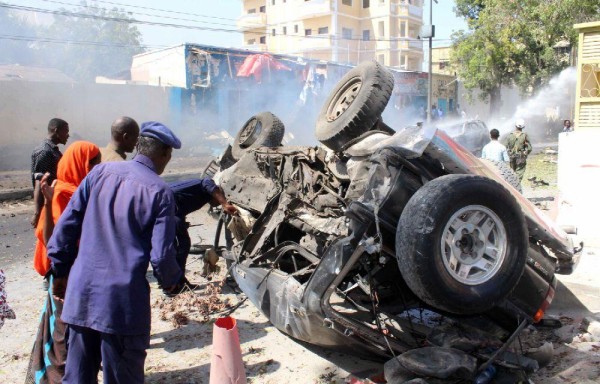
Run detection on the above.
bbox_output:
[1,159,599,383]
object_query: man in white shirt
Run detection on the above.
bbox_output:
[481,129,509,162]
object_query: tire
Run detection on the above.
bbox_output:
[232,112,285,160]
[481,159,522,193]
[315,61,394,152]
[396,174,528,314]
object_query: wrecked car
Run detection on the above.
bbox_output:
[212,62,582,380]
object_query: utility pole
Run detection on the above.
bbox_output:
[427,0,436,123]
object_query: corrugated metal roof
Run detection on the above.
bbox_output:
[0,64,75,83]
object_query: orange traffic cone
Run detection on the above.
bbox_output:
[209,316,247,384]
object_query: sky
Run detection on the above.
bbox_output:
[14,0,467,61]
[12,0,466,70]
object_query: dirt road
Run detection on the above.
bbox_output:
[1,156,599,383]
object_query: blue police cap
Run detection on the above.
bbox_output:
[140,121,181,149]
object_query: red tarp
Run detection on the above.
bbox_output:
[236,53,291,82]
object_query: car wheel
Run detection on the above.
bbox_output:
[396,174,528,314]
[481,159,522,193]
[232,112,285,160]
[315,61,394,152]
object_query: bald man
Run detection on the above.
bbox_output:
[99,116,140,162]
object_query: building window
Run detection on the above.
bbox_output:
[272,28,276,36]
[342,27,353,40]
[283,26,287,35]
[378,54,385,64]
[399,21,406,37]
[248,39,256,45]
[260,5,266,12]
[362,30,370,41]
[318,26,329,35]
[305,29,312,36]
[295,25,299,33]
[260,36,266,44]
[342,0,352,5]
[248,8,256,14]
[272,0,275,5]
[378,21,385,37]
[363,0,370,8]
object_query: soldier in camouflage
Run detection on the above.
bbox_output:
[504,118,533,182]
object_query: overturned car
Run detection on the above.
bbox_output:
[212,62,582,379]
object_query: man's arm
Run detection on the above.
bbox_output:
[149,191,183,291]
[523,134,533,155]
[47,177,90,300]
[196,177,239,216]
[211,186,238,216]
[31,180,44,227]
[40,174,57,245]
[502,148,510,162]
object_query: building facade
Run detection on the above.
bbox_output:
[574,21,600,130]
[238,0,424,71]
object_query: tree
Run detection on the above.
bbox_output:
[451,0,600,115]
[0,5,41,66]
[43,2,144,82]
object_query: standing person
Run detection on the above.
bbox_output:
[99,116,140,162]
[27,141,101,384]
[481,129,510,163]
[504,118,533,182]
[30,118,70,228]
[563,119,573,133]
[47,122,184,383]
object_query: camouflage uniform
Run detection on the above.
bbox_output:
[504,130,532,182]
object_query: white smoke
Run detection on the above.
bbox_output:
[490,67,577,139]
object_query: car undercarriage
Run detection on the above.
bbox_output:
[210,61,582,382]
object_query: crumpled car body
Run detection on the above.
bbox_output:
[215,122,581,362]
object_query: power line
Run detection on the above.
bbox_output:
[0,33,166,48]
[38,0,245,29]
[5,3,454,44]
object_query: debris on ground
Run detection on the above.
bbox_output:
[528,176,550,187]
[155,280,230,326]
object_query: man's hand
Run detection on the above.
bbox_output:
[40,173,56,205]
[222,202,239,216]
[52,277,68,302]
[30,211,41,228]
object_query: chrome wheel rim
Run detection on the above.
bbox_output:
[440,205,507,285]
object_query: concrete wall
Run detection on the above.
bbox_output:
[557,131,600,247]
[0,80,172,171]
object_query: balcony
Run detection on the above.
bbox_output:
[389,38,423,51]
[298,0,331,19]
[393,3,423,18]
[294,35,333,52]
[408,38,423,50]
[241,43,268,52]
[237,12,267,31]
